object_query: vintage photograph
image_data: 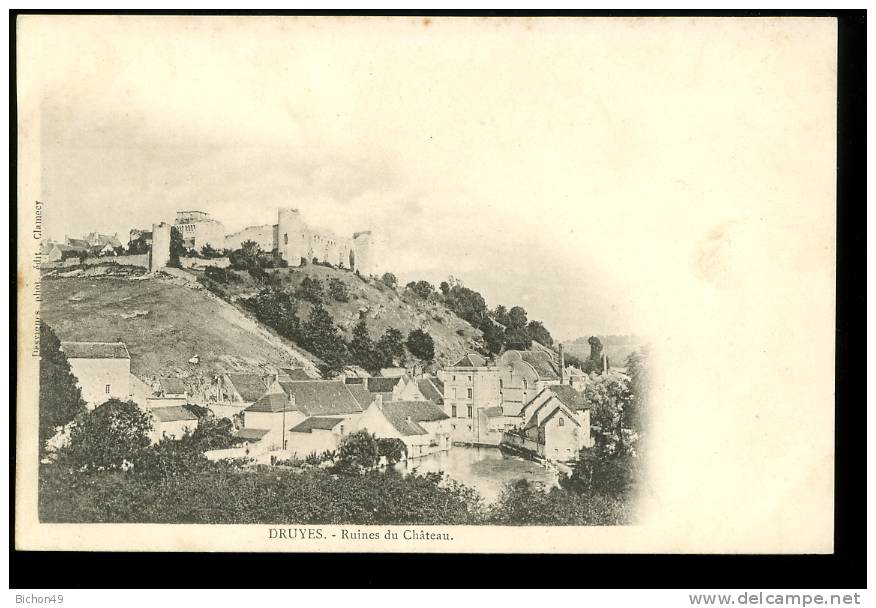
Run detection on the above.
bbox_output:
[16,15,837,554]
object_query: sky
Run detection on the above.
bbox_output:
[29,16,834,341]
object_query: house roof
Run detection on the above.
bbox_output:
[523,397,579,431]
[365,377,402,393]
[289,417,345,433]
[60,342,130,359]
[431,377,445,393]
[519,351,560,380]
[158,377,187,395]
[417,378,444,404]
[66,238,90,248]
[226,373,269,402]
[346,383,375,408]
[547,385,590,410]
[278,368,312,381]
[276,381,363,416]
[376,400,449,436]
[246,392,291,413]
[237,428,270,441]
[451,353,486,368]
[151,405,199,423]
[540,406,582,428]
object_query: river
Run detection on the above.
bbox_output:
[393,445,558,504]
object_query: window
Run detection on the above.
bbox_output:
[558,417,565,427]
[467,388,473,399]
[499,379,503,389]
[453,375,456,381]
[451,405,457,417]
[105,384,111,394]
[284,233,288,244]
[468,375,472,382]
[467,406,473,417]
[339,424,344,434]
[452,388,457,399]
[522,379,528,390]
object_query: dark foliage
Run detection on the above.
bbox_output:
[406,328,435,362]
[328,278,350,302]
[38,322,86,451]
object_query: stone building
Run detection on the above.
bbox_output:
[442,354,503,444]
[59,342,131,409]
[174,210,227,251]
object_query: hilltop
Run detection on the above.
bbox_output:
[40,263,485,388]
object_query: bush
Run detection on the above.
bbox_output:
[61,399,153,472]
[204,265,240,284]
[381,272,398,289]
[334,430,379,475]
[298,276,324,303]
[406,328,435,362]
[328,278,350,302]
[377,438,407,465]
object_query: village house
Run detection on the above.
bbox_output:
[45,243,88,264]
[60,342,131,409]
[209,372,271,419]
[243,380,364,451]
[508,384,593,463]
[496,348,565,416]
[343,375,424,402]
[148,405,199,443]
[356,396,452,460]
[442,354,502,444]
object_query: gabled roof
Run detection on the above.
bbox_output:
[158,377,186,396]
[540,405,582,428]
[60,342,130,359]
[523,397,579,431]
[518,351,560,380]
[237,428,270,441]
[365,377,402,393]
[226,373,269,402]
[246,392,291,413]
[66,238,90,248]
[346,383,375,408]
[547,385,590,410]
[417,378,444,404]
[430,377,444,393]
[451,353,486,368]
[276,381,362,416]
[377,400,449,436]
[151,406,198,423]
[278,368,312,381]
[289,417,344,433]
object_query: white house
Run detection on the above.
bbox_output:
[510,385,593,462]
[60,342,131,409]
[149,405,199,443]
[356,397,452,460]
[243,380,364,450]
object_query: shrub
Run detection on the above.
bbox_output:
[406,329,435,362]
[334,431,379,475]
[328,278,350,302]
[298,276,324,303]
[381,272,398,289]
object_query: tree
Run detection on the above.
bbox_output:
[406,329,435,362]
[377,437,407,465]
[624,347,650,431]
[586,372,633,455]
[405,280,435,299]
[583,336,609,373]
[200,243,221,258]
[481,320,505,355]
[301,303,348,376]
[504,326,532,350]
[349,319,378,372]
[298,276,324,303]
[168,227,186,268]
[61,399,152,471]
[39,322,86,451]
[127,236,149,255]
[335,430,380,474]
[439,281,450,296]
[443,284,489,327]
[525,320,554,347]
[492,305,509,327]
[381,273,398,289]
[228,240,263,271]
[507,306,528,329]
[375,327,405,368]
[328,278,350,302]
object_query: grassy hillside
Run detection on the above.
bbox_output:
[193,263,484,368]
[41,274,322,387]
[41,263,484,388]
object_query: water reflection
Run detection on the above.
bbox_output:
[393,445,559,504]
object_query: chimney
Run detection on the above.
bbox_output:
[559,343,566,385]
